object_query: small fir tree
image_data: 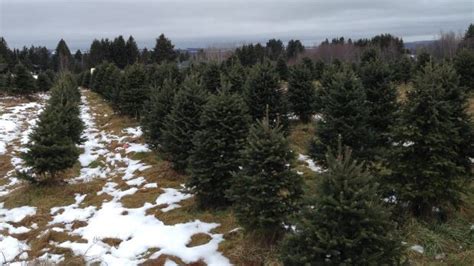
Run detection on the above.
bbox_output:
[13,64,36,95]
[388,63,474,216]
[160,76,208,171]
[36,72,53,92]
[141,79,178,149]
[281,146,402,265]
[287,64,317,123]
[152,34,177,64]
[229,118,303,234]
[188,90,251,208]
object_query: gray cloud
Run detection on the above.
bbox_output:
[1,0,472,50]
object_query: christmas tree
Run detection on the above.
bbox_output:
[244,60,289,133]
[281,145,402,265]
[287,64,317,123]
[188,90,250,208]
[229,118,302,233]
[141,79,178,149]
[160,76,208,171]
[388,63,474,216]
[119,63,149,119]
[310,66,373,165]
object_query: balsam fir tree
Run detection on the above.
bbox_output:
[188,90,250,208]
[120,63,148,119]
[454,48,474,91]
[222,60,246,93]
[160,76,208,171]
[141,79,178,149]
[276,56,289,81]
[287,64,317,123]
[281,145,402,265]
[358,54,398,150]
[310,66,373,165]
[202,62,221,93]
[13,63,36,95]
[244,60,289,133]
[388,63,474,216]
[228,118,303,234]
[21,75,83,183]
[48,74,84,144]
[36,72,53,92]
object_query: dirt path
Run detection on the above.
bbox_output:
[0,90,231,265]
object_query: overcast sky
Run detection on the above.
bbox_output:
[1,0,472,50]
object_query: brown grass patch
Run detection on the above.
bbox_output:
[102,237,123,247]
[186,233,212,247]
[288,121,315,155]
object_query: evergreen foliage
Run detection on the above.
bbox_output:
[222,60,246,93]
[36,72,53,91]
[54,39,73,72]
[141,79,178,149]
[287,64,316,123]
[153,34,177,64]
[21,74,83,183]
[188,90,250,208]
[147,63,181,88]
[244,61,289,133]
[13,63,36,95]
[391,56,413,83]
[358,54,398,150]
[286,39,305,59]
[229,118,302,233]
[160,76,208,171]
[202,62,221,93]
[276,56,289,81]
[310,66,372,164]
[387,63,474,216]
[454,48,474,90]
[119,63,148,118]
[281,146,402,265]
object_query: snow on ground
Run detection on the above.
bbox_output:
[0,94,47,264]
[0,91,231,265]
[298,154,324,173]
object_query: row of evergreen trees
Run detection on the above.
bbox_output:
[20,74,84,184]
[0,64,55,95]
[80,41,472,264]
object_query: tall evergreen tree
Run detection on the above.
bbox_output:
[125,36,140,65]
[388,63,474,216]
[229,118,302,233]
[119,63,148,118]
[188,90,250,208]
[286,39,304,59]
[141,79,178,148]
[310,66,372,164]
[358,55,398,150]
[244,61,289,132]
[54,39,73,72]
[112,35,127,68]
[281,146,402,265]
[160,76,208,171]
[266,39,285,60]
[152,34,177,64]
[287,64,317,123]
